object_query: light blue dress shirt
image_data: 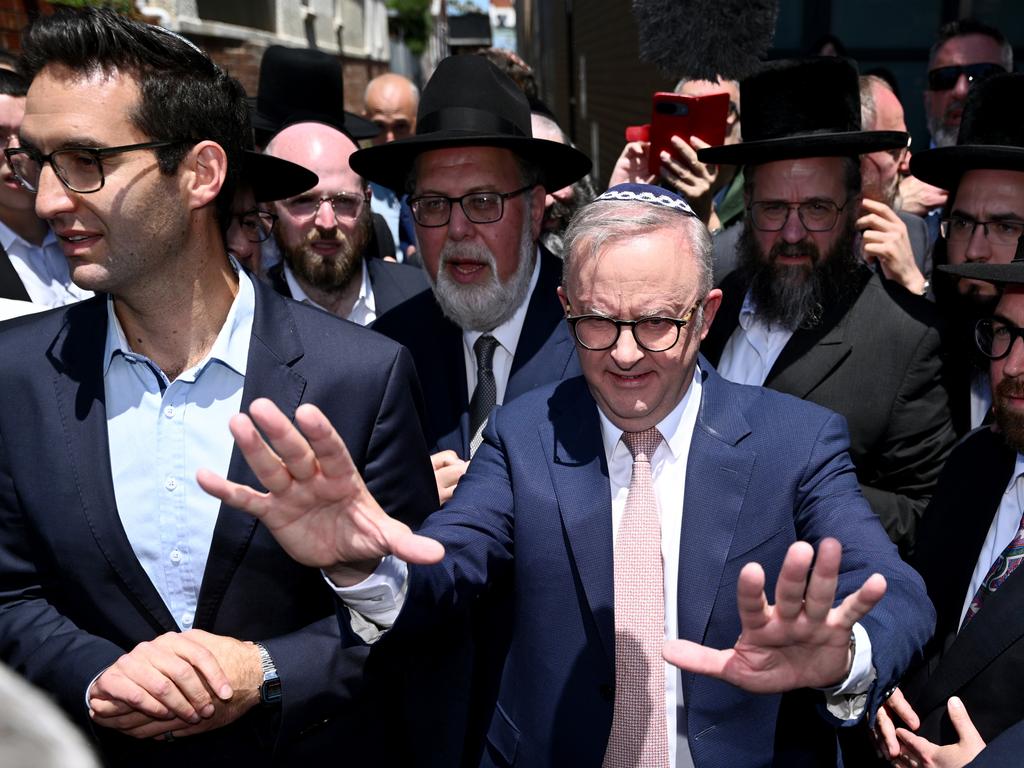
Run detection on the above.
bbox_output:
[104,268,254,630]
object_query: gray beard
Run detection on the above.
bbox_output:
[926,114,959,149]
[429,215,536,332]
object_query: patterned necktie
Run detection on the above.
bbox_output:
[603,427,670,768]
[468,334,499,455]
[963,497,1024,628]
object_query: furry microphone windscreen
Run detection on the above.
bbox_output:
[632,0,779,81]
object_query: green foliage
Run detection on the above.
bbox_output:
[388,0,432,57]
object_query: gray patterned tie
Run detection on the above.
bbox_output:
[469,334,499,455]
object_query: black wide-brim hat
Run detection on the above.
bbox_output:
[939,234,1024,285]
[911,73,1024,190]
[349,55,592,193]
[242,150,318,202]
[698,57,908,166]
[251,46,379,141]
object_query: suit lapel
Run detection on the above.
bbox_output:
[763,271,869,397]
[677,364,755,648]
[49,299,179,632]
[195,283,307,627]
[0,242,30,303]
[545,379,615,666]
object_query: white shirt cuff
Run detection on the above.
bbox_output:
[822,622,875,721]
[323,556,409,643]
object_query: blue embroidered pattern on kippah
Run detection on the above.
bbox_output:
[594,184,697,217]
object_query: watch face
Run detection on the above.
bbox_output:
[261,679,283,704]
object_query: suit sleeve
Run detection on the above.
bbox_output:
[795,411,936,723]
[263,344,438,746]
[0,425,125,730]
[859,322,955,555]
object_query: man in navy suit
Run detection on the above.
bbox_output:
[356,55,592,503]
[0,8,435,766]
[204,183,934,767]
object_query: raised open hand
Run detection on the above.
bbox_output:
[663,538,886,693]
[197,398,444,585]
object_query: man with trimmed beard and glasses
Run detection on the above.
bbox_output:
[700,57,955,555]
[360,55,591,503]
[263,121,427,324]
[873,243,1024,768]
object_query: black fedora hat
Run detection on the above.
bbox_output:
[698,57,908,166]
[911,73,1024,191]
[939,233,1024,285]
[349,55,592,193]
[251,46,379,141]
[241,150,317,203]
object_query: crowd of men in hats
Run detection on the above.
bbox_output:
[0,6,1023,768]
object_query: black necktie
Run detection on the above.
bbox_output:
[468,334,499,455]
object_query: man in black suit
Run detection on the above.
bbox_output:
[0,8,436,766]
[262,120,428,324]
[699,58,955,553]
[354,55,591,502]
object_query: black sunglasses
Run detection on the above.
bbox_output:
[927,63,1006,91]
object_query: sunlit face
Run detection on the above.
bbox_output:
[21,65,191,296]
[226,185,261,275]
[559,226,721,432]
[924,34,1005,148]
[946,169,1024,301]
[530,113,574,231]
[364,74,417,146]
[861,82,908,206]
[0,94,32,212]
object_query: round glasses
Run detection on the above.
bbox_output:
[408,185,535,228]
[975,317,1024,360]
[941,215,1024,248]
[748,199,849,232]
[566,302,700,352]
[232,208,278,243]
[5,140,190,193]
[281,191,368,222]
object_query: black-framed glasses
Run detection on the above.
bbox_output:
[941,215,1024,247]
[565,302,701,352]
[409,185,535,227]
[748,199,849,232]
[927,63,1006,91]
[975,317,1024,360]
[4,140,190,194]
[233,208,278,243]
[281,191,368,222]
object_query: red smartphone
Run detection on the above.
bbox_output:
[628,91,730,177]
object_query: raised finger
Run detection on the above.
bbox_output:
[224,410,294,494]
[887,687,921,731]
[833,573,887,630]
[196,469,270,517]
[735,561,770,631]
[803,537,841,621]
[773,541,815,620]
[250,398,319,482]
[663,638,733,677]
[381,517,446,566]
[669,134,700,165]
[874,704,901,760]
[895,727,936,762]
[293,403,363,481]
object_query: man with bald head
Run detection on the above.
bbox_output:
[263,121,426,323]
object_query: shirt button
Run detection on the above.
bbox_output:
[182,612,193,626]
[165,476,177,491]
[169,549,182,564]
[163,405,175,419]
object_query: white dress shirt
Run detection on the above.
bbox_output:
[959,453,1024,628]
[461,253,541,405]
[716,290,794,386]
[0,219,92,307]
[284,259,376,326]
[333,366,875,767]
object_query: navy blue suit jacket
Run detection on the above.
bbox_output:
[372,248,580,458]
[387,364,934,767]
[0,279,437,766]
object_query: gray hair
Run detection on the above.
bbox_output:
[562,200,714,322]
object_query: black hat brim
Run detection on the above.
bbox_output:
[937,261,1024,285]
[910,145,1024,190]
[698,130,909,166]
[242,151,318,202]
[250,107,381,141]
[350,133,593,193]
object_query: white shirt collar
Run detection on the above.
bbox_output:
[0,218,58,253]
[463,249,541,358]
[283,259,374,320]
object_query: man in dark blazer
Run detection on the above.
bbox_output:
[203,183,935,768]
[698,58,955,554]
[0,9,435,766]
[356,55,591,495]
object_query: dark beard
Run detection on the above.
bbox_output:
[995,376,1024,453]
[277,212,370,292]
[737,216,862,330]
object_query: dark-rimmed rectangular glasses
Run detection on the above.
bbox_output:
[409,185,535,227]
[566,303,700,352]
